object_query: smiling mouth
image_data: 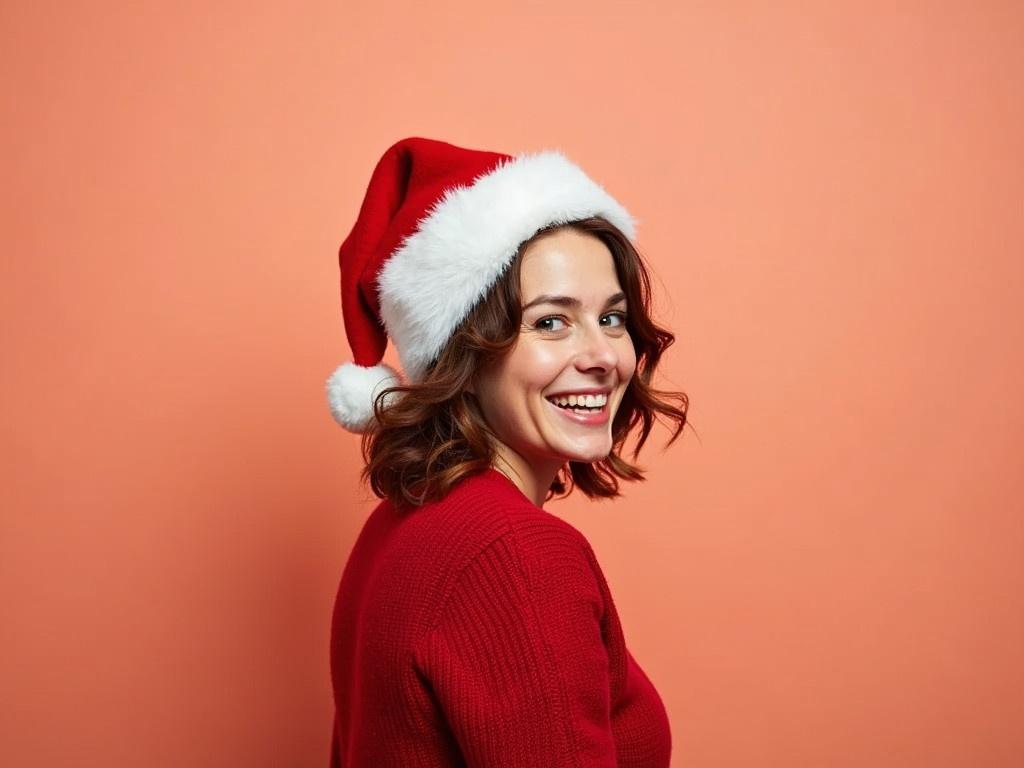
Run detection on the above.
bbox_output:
[545,393,608,414]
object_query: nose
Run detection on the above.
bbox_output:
[573,322,619,374]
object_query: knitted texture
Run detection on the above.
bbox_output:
[329,469,672,767]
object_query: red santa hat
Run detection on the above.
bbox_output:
[326,136,636,432]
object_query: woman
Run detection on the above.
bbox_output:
[326,137,688,767]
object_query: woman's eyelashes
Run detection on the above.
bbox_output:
[528,311,628,334]
[600,311,628,329]
[533,315,568,332]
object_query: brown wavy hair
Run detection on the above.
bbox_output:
[361,216,689,508]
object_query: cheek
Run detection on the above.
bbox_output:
[506,343,567,393]
[477,344,560,414]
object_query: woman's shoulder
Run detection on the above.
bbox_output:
[415,468,589,539]
[386,470,610,634]
[396,469,599,583]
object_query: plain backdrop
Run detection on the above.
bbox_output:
[2,1,1022,766]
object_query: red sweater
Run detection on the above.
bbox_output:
[329,468,672,767]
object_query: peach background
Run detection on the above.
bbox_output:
[3,1,1022,765]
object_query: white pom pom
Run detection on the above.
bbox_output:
[325,362,402,433]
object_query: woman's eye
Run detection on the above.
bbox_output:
[601,312,627,328]
[534,316,567,332]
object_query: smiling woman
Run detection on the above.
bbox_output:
[367,218,686,508]
[465,227,639,503]
[325,137,688,767]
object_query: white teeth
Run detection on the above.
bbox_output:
[548,393,608,409]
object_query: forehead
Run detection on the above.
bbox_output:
[518,229,622,301]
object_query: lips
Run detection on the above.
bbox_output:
[544,389,613,426]
[547,392,608,409]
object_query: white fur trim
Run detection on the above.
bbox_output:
[325,361,401,433]
[377,150,635,381]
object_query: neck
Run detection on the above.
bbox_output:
[489,441,561,508]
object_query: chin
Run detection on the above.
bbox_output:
[557,441,613,465]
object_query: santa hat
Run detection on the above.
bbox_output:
[326,136,636,432]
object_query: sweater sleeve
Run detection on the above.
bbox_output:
[413,516,618,767]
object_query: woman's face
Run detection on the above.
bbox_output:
[473,227,637,480]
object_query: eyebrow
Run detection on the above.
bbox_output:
[522,291,627,312]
